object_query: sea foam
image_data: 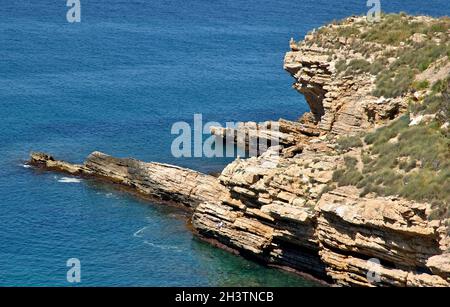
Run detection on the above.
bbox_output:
[133,226,148,238]
[58,177,82,183]
[143,240,183,252]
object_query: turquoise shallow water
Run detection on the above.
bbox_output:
[0,0,449,286]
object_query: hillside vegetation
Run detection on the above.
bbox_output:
[333,77,449,222]
[316,13,450,98]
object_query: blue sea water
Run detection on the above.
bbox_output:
[0,0,448,286]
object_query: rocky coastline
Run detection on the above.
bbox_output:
[27,14,450,287]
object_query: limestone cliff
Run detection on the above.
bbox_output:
[28,14,450,287]
[192,14,450,286]
[30,152,228,209]
[284,15,448,135]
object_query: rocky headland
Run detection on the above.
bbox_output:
[28,14,450,287]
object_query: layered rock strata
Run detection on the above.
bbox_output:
[29,151,228,209]
[210,118,323,159]
[284,18,409,135]
[191,147,449,286]
[316,187,449,287]
[27,15,450,287]
[30,148,449,286]
[192,146,339,280]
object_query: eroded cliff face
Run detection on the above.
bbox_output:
[32,147,449,286]
[193,146,338,280]
[317,187,449,286]
[284,16,410,135]
[191,146,449,286]
[29,15,449,287]
[192,16,450,286]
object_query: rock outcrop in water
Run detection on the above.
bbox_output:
[30,151,228,209]
[28,14,450,287]
[29,146,450,286]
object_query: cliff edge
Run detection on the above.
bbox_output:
[28,13,450,287]
[193,14,450,286]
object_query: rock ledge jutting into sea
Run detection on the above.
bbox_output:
[28,14,450,287]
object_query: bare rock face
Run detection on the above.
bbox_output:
[209,118,320,156]
[192,147,341,279]
[27,16,450,287]
[427,254,450,281]
[209,121,297,150]
[30,151,228,209]
[30,152,85,175]
[29,147,450,286]
[284,19,410,135]
[316,186,449,286]
[191,145,449,286]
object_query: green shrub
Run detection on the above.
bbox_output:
[369,59,385,75]
[392,43,450,72]
[361,14,428,45]
[337,26,360,37]
[410,78,450,120]
[356,113,448,215]
[412,80,430,91]
[333,168,364,187]
[373,67,415,98]
[431,77,450,93]
[346,59,371,74]
[335,59,347,73]
[364,132,377,145]
[428,20,450,34]
[319,184,336,197]
[361,154,372,164]
[344,156,358,168]
[336,135,363,152]
[364,115,409,145]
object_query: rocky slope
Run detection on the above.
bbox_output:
[28,14,450,286]
[194,14,450,286]
[192,148,449,286]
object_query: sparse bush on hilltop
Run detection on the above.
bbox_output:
[322,13,450,98]
[346,59,371,74]
[373,67,415,98]
[360,13,450,46]
[364,115,409,145]
[370,22,449,97]
[307,14,449,224]
[412,80,430,91]
[336,135,363,152]
[410,76,450,121]
[335,58,372,75]
[369,59,385,75]
[431,76,450,93]
[392,43,450,72]
[335,59,347,73]
[337,26,360,37]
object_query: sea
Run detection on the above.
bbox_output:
[0,0,448,286]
